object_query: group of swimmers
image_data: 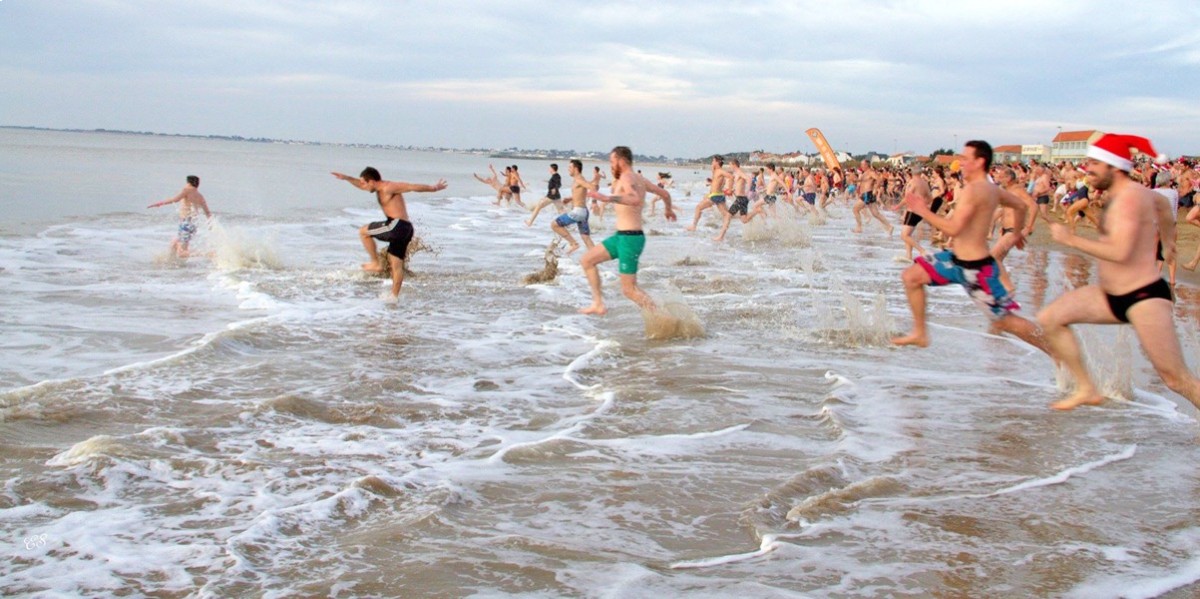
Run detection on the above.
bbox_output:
[152,134,1200,419]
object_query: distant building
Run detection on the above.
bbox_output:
[993,145,1023,164]
[886,152,916,167]
[1051,130,1103,162]
[1022,144,1050,163]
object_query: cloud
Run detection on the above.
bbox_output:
[2,0,1198,156]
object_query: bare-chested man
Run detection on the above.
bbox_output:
[474,164,507,202]
[505,165,527,208]
[1037,134,1200,412]
[892,141,1045,351]
[551,159,596,254]
[590,166,608,218]
[578,146,676,315]
[758,163,792,218]
[991,166,1038,263]
[331,167,447,300]
[852,161,894,236]
[686,155,734,241]
[798,168,821,217]
[898,165,936,261]
[1031,164,1053,221]
[148,175,213,258]
[721,158,765,239]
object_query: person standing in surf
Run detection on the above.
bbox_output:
[1036,134,1200,412]
[578,146,676,315]
[148,175,212,259]
[891,141,1045,351]
[331,167,447,301]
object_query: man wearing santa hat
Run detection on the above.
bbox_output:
[1036,133,1200,413]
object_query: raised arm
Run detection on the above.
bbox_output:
[640,173,676,220]
[331,172,371,191]
[148,188,187,208]
[391,179,448,194]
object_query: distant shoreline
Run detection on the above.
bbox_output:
[0,125,691,165]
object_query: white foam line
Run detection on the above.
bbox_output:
[669,533,804,569]
[562,339,619,391]
[1068,555,1200,599]
[983,444,1137,497]
[485,391,617,465]
[651,423,750,441]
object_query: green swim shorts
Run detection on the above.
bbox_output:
[601,230,646,275]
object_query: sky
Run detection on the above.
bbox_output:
[2,0,1199,159]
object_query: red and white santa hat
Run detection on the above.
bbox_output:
[1087,133,1168,170]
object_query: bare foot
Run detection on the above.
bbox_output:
[712,234,725,242]
[566,243,581,255]
[1184,260,1198,271]
[1050,391,1103,410]
[887,225,895,237]
[524,219,534,227]
[890,332,929,347]
[685,225,697,232]
[579,303,608,315]
[362,262,385,273]
[852,227,863,234]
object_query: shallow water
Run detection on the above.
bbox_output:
[3,129,1200,598]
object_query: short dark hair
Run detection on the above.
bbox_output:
[360,167,382,182]
[186,175,200,187]
[512,165,519,171]
[767,162,777,170]
[570,159,583,172]
[550,163,558,171]
[712,155,725,166]
[964,140,993,170]
[612,145,633,165]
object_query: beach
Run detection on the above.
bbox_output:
[3,128,1200,598]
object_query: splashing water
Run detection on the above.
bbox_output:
[522,239,561,285]
[207,217,281,271]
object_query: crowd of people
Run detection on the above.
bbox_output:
[150,135,1200,419]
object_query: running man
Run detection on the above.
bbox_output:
[852,161,895,235]
[506,165,527,208]
[1036,134,1200,412]
[590,166,608,218]
[759,162,792,218]
[148,175,213,258]
[892,141,1045,350]
[898,164,936,261]
[551,159,595,254]
[686,155,734,241]
[578,146,676,315]
[331,167,447,300]
[721,158,765,239]
[525,163,564,226]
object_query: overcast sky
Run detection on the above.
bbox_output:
[2,0,1198,158]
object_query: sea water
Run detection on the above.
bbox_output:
[3,128,1200,597]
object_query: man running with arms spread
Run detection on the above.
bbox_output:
[332,167,448,300]
[578,146,676,315]
[148,175,213,258]
[1037,134,1200,412]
